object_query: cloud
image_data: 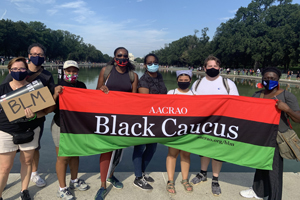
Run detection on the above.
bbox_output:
[137,0,143,2]
[55,19,169,57]
[1,10,7,20]
[229,9,238,14]
[60,0,85,9]
[47,0,94,23]
[219,16,234,21]
[47,9,58,16]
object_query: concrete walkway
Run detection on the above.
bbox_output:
[3,172,300,200]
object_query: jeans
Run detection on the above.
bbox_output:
[132,143,157,177]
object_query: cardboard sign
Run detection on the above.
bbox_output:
[1,87,55,122]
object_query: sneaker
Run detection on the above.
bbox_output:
[190,173,207,185]
[20,190,31,200]
[57,188,74,200]
[94,187,107,200]
[212,181,221,196]
[30,173,46,187]
[133,177,153,190]
[69,179,88,191]
[143,172,154,182]
[240,187,263,199]
[107,175,123,189]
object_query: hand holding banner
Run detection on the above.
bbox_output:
[59,87,280,170]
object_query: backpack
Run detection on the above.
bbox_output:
[103,65,135,83]
[194,76,230,94]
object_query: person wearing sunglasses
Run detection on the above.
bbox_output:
[95,47,138,200]
[132,53,167,191]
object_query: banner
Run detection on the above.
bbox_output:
[58,87,281,170]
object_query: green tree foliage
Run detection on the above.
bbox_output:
[150,0,300,70]
[0,19,110,63]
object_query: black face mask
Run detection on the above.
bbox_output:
[178,82,190,90]
[206,68,220,77]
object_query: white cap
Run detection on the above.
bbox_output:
[63,60,79,69]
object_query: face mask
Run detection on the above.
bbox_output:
[64,74,78,82]
[206,68,220,77]
[178,82,190,90]
[262,80,278,90]
[147,64,159,73]
[115,58,129,67]
[11,71,28,81]
[30,56,45,66]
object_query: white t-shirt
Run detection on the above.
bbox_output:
[167,88,194,95]
[191,76,239,95]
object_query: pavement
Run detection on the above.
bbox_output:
[2,172,300,200]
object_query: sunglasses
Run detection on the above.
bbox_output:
[116,54,128,58]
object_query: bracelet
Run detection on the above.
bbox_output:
[28,113,37,121]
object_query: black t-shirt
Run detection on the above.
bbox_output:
[2,67,55,126]
[53,79,87,127]
[0,83,42,134]
[138,71,167,94]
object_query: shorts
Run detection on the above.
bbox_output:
[0,127,40,153]
[51,119,60,147]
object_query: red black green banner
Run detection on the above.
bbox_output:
[58,87,281,170]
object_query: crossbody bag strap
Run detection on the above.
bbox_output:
[26,68,43,83]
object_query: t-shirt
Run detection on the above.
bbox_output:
[0,82,41,133]
[252,90,300,133]
[2,68,55,127]
[167,88,194,95]
[138,72,167,94]
[53,79,87,127]
[191,76,239,95]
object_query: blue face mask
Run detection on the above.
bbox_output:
[262,80,278,90]
[147,64,159,73]
[11,71,28,81]
[30,56,45,66]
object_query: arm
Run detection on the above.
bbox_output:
[138,87,150,94]
[96,67,109,94]
[131,73,138,93]
[42,85,64,114]
[276,100,300,123]
[96,67,106,90]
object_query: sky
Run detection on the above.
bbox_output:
[1,0,300,58]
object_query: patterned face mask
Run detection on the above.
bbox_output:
[64,74,78,82]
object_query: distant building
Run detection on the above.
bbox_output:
[129,53,134,61]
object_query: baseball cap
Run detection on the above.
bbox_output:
[63,60,79,69]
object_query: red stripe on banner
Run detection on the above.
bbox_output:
[59,87,280,125]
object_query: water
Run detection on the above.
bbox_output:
[1,67,299,173]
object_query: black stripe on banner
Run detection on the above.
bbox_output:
[60,110,277,147]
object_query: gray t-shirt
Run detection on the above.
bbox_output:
[252,90,300,132]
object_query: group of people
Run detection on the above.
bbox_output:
[0,43,299,200]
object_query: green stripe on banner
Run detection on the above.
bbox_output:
[59,133,274,170]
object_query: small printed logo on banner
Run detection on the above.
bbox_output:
[149,107,188,114]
